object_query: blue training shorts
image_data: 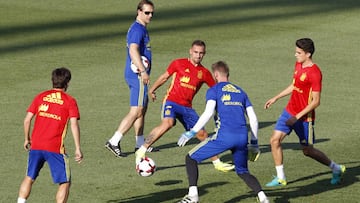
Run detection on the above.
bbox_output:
[161,101,199,131]
[125,77,148,107]
[189,129,249,174]
[275,109,315,146]
[27,150,71,184]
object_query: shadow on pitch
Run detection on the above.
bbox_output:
[219,138,330,163]
[106,181,228,203]
[225,163,360,203]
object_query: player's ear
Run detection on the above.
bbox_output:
[213,71,218,79]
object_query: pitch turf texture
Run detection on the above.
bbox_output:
[1,0,359,202]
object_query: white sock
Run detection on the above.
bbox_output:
[329,161,341,173]
[109,131,123,146]
[212,158,221,165]
[17,197,26,203]
[135,135,145,148]
[257,191,267,202]
[275,165,286,180]
[188,186,198,197]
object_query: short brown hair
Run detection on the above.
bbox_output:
[211,61,229,77]
[296,38,315,58]
[191,39,206,48]
[52,67,71,89]
[137,0,154,11]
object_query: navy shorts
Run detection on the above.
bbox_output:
[27,150,70,184]
[275,109,315,145]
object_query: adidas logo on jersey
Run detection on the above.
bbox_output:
[43,92,64,105]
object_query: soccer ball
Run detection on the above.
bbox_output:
[136,157,156,177]
[130,56,150,73]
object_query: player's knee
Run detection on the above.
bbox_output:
[129,106,144,118]
[196,129,208,141]
[269,136,280,147]
[161,119,173,130]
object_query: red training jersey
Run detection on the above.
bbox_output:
[164,58,215,107]
[286,62,322,122]
[27,89,80,154]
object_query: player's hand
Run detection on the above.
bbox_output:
[177,130,196,147]
[285,116,298,126]
[74,149,83,163]
[248,140,260,162]
[23,140,31,151]
[264,97,277,109]
[149,91,156,102]
[140,72,150,85]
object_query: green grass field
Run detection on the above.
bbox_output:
[1,0,360,202]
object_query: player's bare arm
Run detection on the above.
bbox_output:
[264,84,294,109]
[70,117,83,163]
[23,112,34,151]
[148,71,170,101]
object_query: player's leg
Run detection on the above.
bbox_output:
[18,150,45,203]
[18,176,34,203]
[266,130,288,187]
[135,117,174,163]
[106,78,146,157]
[266,110,291,187]
[270,130,287,168]
[176,154,199,203]
[47,152,72,202]
[136,101,177,162]
[56,182,70,203]
[116,106,144,135]
[295,121,346,185]
[144,117,174,147]
[178,138,226,203]
[181,107,234,172]
[232,143,269,203]
[133,112,145,149]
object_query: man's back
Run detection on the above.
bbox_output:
[207,82,251,133]
[28,89,79,153]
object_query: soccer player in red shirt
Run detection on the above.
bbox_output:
[17,68,83,203]
[264,38,345,187]
[136,40,235,172]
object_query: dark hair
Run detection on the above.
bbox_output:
[296,38,315,58]
[137,0,154,11]
[211,61,229,77]
[191,39,206,48]
[52,67,71,89]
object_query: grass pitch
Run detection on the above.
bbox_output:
[1,0,360,202]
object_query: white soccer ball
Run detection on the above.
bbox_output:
[131,56,150,73]
[136,157,156,177]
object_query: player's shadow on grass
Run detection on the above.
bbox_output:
[106,181,228,203]
[156,160,212,172]
[219,138,330,163]
[224,163,360,203]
